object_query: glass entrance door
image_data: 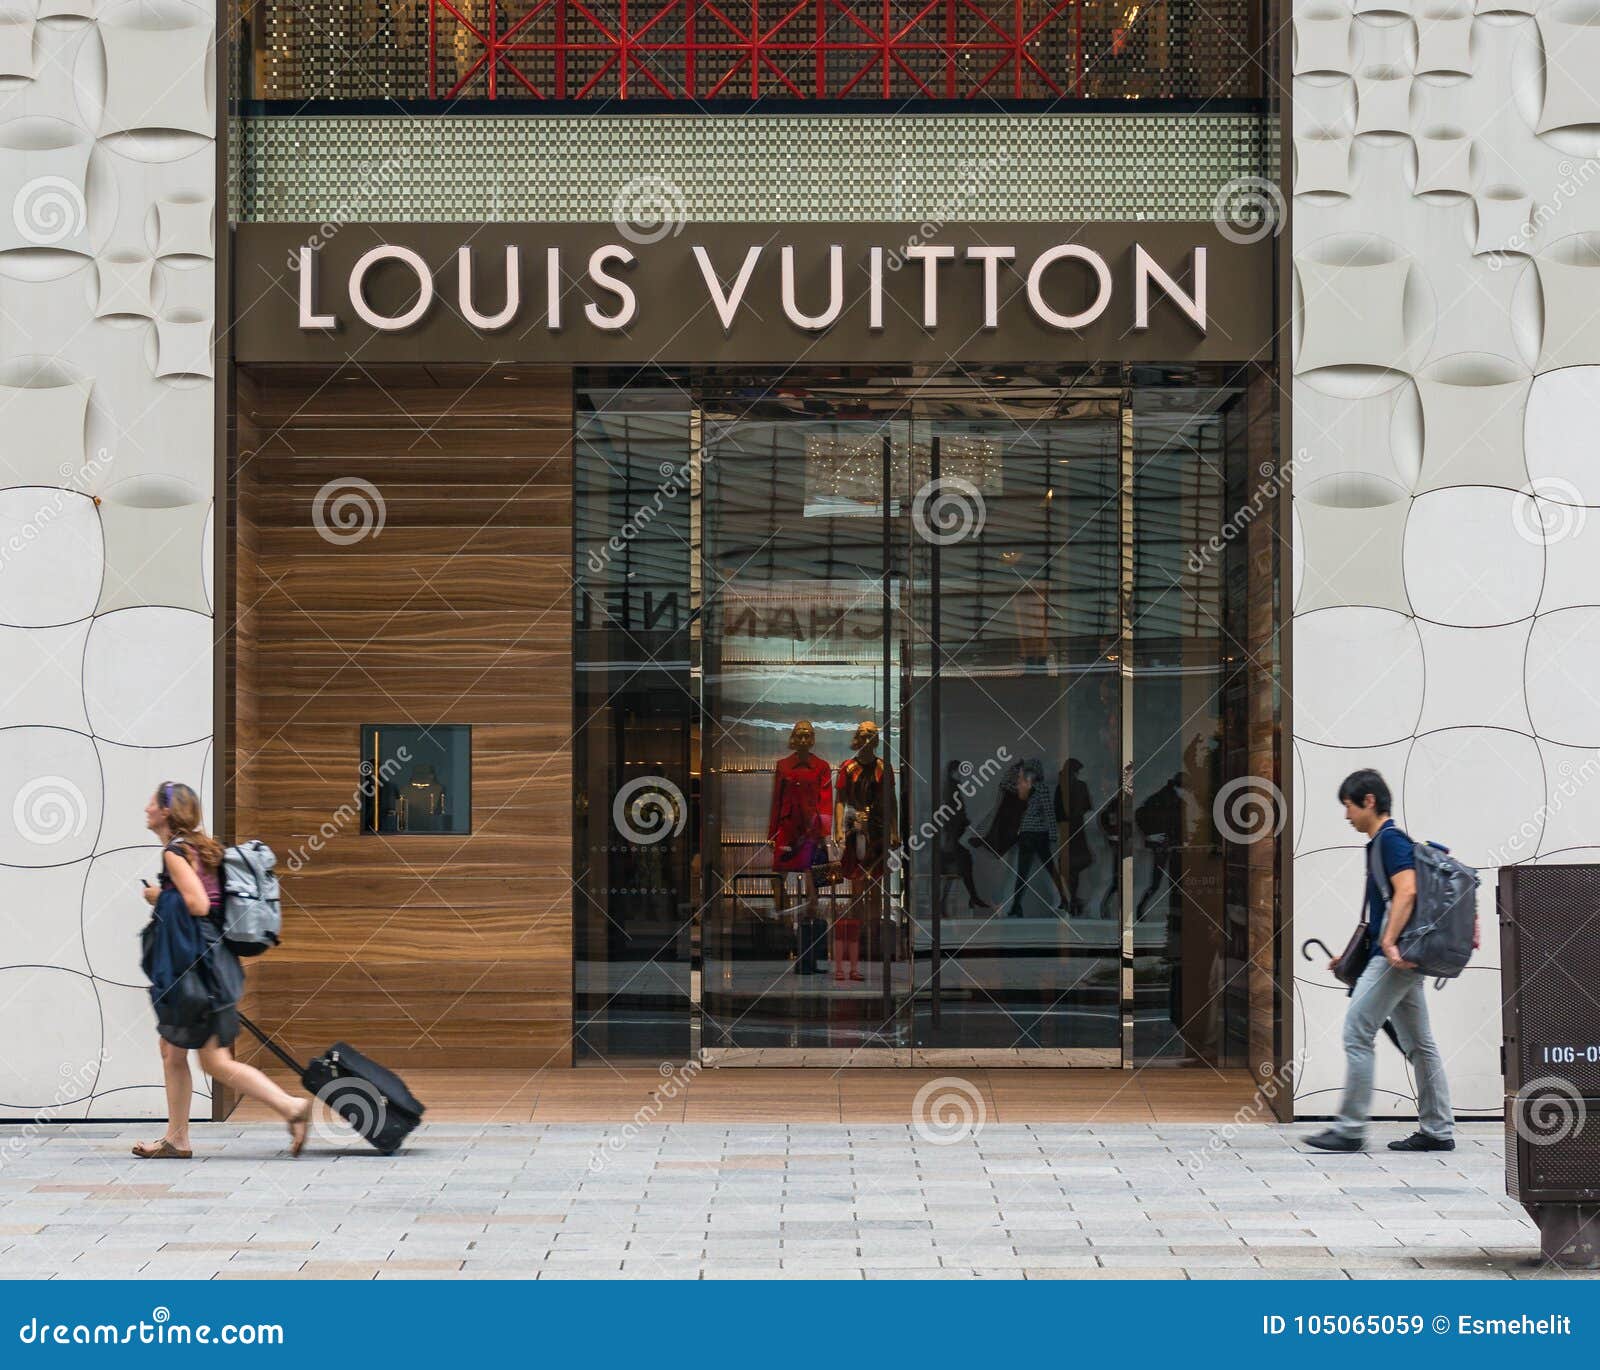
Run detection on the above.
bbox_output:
[698,416,912,1062]
[900,399,1125,1062]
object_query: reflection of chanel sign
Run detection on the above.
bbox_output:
[298,240,1208,337]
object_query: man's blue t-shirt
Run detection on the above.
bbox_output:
[1366,819,1416,952]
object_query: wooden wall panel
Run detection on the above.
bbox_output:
[233,367,574,1069]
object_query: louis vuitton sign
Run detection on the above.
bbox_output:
[232,222,1271,365]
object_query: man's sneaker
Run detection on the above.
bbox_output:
[1302,1129,1363,1153]
[1386,1131,1454,1152]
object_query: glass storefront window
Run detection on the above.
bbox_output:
[574,366,1280,1068]
[360,724,472,835]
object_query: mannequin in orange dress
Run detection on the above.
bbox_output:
[769,720,832,976]
[832,720,898,984]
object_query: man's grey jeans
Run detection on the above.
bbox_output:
[1331,955,1453,1142]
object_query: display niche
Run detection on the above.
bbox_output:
[360,724,472,835]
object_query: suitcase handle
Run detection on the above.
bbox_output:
[238,1013,307,1076]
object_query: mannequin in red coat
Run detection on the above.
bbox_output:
[769,720,832,974]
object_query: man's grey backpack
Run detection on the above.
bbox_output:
[1369,834,1479,979]
[220,840,281,958]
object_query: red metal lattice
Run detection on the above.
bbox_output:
[427,0,1090,100]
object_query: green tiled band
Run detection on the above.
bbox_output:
[235,113,1273,223]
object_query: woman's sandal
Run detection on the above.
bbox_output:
[131,1139,192,1159]
[287,1102,311,1157]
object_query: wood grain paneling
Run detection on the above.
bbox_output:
[233,367,574,1070]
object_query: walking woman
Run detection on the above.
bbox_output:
[134,782,310,1159]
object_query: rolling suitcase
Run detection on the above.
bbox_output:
[239,1013,425,1154]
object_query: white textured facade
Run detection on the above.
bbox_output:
[1291,0,1600,1117]
[0,1,215,1118]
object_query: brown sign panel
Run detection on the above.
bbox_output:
[232,222,1271,365]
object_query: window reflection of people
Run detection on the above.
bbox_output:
[941,760,991,914]
[986,758,1069,918]
[1055,758,1094,918]
[1134,773,1186,922]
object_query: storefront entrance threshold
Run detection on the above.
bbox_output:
[236,1067,1265,1125]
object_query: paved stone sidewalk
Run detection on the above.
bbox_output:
[0,1120,1590,1280]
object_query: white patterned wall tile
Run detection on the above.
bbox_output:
[1525,364,1600,498]
[80,846,154,987]
[1296,252,1415,374]
[95,498,209,613]
[1535,240,1600,369]
[1403,486,1544,625]
[82,609,211,745]
[0,862,90,972]
[1415,618,1534,732]
[0,620,90,732]
[1291,493,1412,612]
[1296,9,1358,73]
[96,5,212,140]
[93,738,208,855]
[1293,607,1426,744]
[1415,6,1476,74]
[1411,127,1475,196]
[1296,129,1359,196]
[1425,967,1504,1112]
[1531,740,1600,856]
[0,19,35,80]
[1472,185,1534,255]
[0,966,99,1116]
[93,254,152,318]
[0,725,101,865]
[1403,726,1546,865]
[0,487,102,626]
[1525,608,1600,744]
[1354,65,1414,134]
[1413,362,1530,490]
[1294,739,1416,855]
[1534,7,1600,137]
[153,192,211,258]
[0,0,213,1118]
[0,379,88,485]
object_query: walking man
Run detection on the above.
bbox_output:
[1304,769,1455,1153]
